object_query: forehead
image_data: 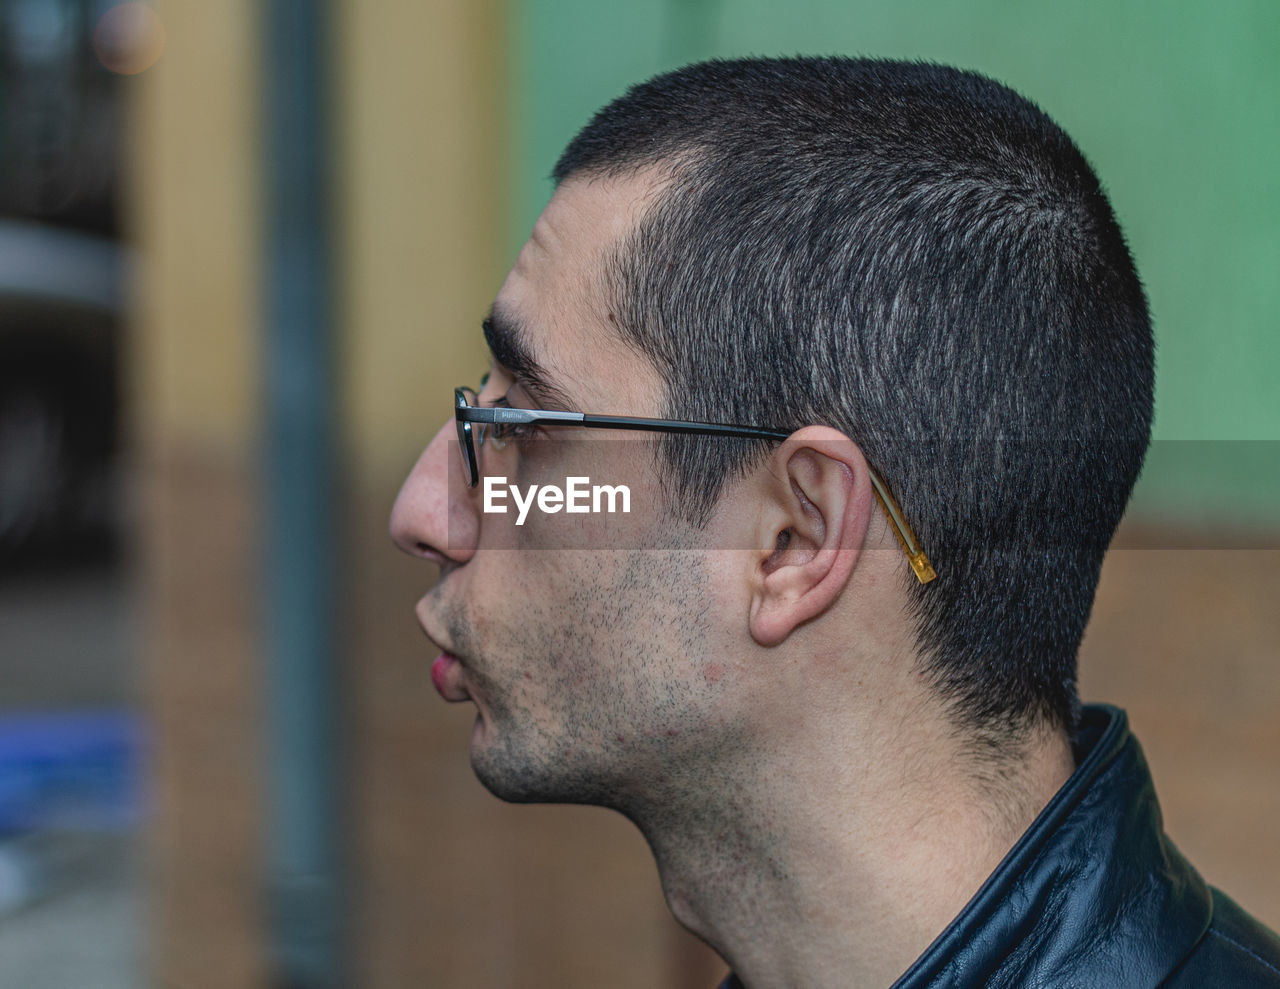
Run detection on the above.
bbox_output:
[491,172,665,415]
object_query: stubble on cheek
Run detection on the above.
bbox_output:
[434,544,735,806]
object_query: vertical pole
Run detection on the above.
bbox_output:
[261,0,341,985]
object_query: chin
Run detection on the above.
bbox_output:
[469,733,623,808]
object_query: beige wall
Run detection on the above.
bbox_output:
[130,1,261,454]
[337,2,507,483]
[130,2,267,987]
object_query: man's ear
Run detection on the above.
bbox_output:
[748,427,875,647]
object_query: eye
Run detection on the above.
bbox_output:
[476,369,502,401]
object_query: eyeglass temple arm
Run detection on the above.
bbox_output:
[461,407,936,584]
[466,407,787,440]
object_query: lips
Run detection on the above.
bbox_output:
[431,650,470,702]
[416,597,474,702]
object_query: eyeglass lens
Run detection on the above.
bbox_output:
[455,387,479,487]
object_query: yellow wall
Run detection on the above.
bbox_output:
[131,4,267,985]
[337,1,508,483]
[130,0,260,453]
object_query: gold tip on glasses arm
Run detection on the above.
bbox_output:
[866,469,936,584]
[454,386,937,584]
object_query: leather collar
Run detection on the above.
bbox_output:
[891,704,1213,987]
[717,705,1214,988]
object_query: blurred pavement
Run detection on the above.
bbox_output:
[0,563,146,987]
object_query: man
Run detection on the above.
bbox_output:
[391,57,1280,987]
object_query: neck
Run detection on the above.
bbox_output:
[622,692,1075,989]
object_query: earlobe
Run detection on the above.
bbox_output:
[747,429,874,647]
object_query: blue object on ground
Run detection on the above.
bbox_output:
[0,712,145,833]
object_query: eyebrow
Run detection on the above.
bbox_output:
[482,307,576,410]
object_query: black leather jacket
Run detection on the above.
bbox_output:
[718,704,1280,988]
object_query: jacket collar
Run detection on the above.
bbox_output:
[718,705,1214,989]
[890,703,1213,987]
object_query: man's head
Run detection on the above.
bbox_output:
[391,56,1153,810]
[551,56,1154,746]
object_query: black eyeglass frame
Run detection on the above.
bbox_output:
[454,386,936,583]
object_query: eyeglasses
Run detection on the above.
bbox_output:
[454,385,936,583]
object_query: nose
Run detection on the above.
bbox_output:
[390,419,478,564]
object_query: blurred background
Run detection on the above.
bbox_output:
[0,1,1275,987]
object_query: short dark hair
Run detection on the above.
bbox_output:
[554,57,1154,747]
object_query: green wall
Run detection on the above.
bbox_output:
[512,0,1279,524]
